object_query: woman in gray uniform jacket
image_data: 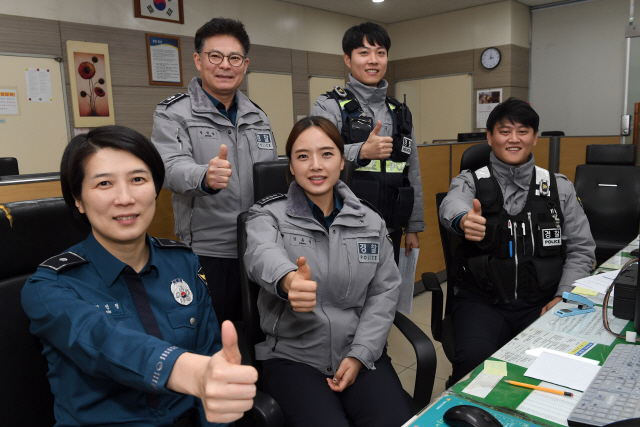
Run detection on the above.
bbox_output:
[244,117,413,427]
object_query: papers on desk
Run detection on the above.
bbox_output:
[462,370,504,398]
[524,351,600,391]
[396,248,419,315]
[516,381,582,427]
[542,302,627,346]
[572,270,619,295]
[491,327,595,368]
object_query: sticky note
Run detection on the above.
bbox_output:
[572,287,598,296]
[484,360,507,376]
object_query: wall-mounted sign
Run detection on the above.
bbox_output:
[146,34,183,86]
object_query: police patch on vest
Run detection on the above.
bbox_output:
[542,228,562,247]
[289,234,315,249]
[358,241,379,263]
[171,279,193,306]
[254,132,273,149]
[401,137,412,155]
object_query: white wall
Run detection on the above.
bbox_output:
[387,0,530,61]
[0,0,363,55]
[530,0,628,136]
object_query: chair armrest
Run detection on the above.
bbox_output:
[421,272,444,342]
[250,390,284,427]
[393,311,437,410]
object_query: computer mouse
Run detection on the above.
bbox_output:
[630,248,639,258]
[443,405,503,427]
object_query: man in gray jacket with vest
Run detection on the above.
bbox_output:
[311,22,424,263]
[152,18,277,323]
[439,98,595,383]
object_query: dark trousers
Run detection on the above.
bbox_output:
[450,289,548,384]
[198,256,242,324]
[260,352,413,427]
[389,228,403,265]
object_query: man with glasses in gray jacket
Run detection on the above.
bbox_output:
[152,18,277,323]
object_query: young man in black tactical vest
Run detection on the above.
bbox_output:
[439,98,595,383]
[311,22,424,263]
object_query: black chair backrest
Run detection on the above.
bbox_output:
[0,157,19,176]
[0,197,91,426]
[575,145,640,258]
[435,192,462,319]
[459,142,492,173]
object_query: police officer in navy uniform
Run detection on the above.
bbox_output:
[439,99,595,383]
[21,126,257,426]
[152,18,277,323]
[311,22,424,263]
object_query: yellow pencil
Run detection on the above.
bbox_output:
[504,380,574,396]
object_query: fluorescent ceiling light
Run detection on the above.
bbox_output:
[372,0,384,3]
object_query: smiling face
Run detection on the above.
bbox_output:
[344,38,388,87]
[487,120,538,167]
[194,34,249,99]
[289,126,345,206]
[75,148,156,252]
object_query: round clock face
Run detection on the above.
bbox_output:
[481,47,501,69]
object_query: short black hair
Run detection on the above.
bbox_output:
[194,17,250,56]
[60,125,165,222]
[486,97,539,133]
[342,22,391,56]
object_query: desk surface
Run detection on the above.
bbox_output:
[406,237,640,427]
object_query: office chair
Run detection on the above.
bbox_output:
[0,197,91,427]
[237,160,438,426]
[421,143,494,387]
[574,144,640,265]
[0,157,19,176]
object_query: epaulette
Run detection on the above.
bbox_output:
[256,193,286,206]
[359,198,384,219]
[158,93,188,106]
[250,100,265,114]
[40,252,87,273]
[153,237,190,249]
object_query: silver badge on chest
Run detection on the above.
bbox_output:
[171,279,193,306]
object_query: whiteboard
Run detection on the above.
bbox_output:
[0,53,69,174]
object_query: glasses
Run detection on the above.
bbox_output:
[202,50,245,67]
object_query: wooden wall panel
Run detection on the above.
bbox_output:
[0,14,62,56]
[473,44,513,90]
[509,45,530,89]
[559,136,620,182]
[180,36,199,85]
[393,50,474,81]
[293,92,309,120]
[248,45,292,74]
[147,188,178,240]
[412,145,452,278]
[532,137,550,170]
[308,52,344,77]
[0,181,62,203]
[291,50,309,93]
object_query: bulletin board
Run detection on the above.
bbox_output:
[0,53,70,174]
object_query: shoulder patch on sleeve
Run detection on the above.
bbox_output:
[158,93,188,106]
[256,193,287,206]
[197,266,209,291]
[153,237,190,249]
[40,252,87,272]
[358,198,384,219]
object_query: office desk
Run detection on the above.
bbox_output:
[405,237,640,427]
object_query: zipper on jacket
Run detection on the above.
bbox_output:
[513,220,518,300]
[344,244,353,299]
[271,303,286,352]
[528,212,535,256]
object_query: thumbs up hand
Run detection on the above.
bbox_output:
[359,120,393,161]
[206,144,232,190]
[279,257,317,312]
[460,198,486,241]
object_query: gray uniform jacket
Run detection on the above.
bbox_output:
[152,77,277,258]
[244,180,400,373]
[439,152,596,296]
[311,75,425,234]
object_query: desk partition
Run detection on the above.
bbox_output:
[0,135,621,281]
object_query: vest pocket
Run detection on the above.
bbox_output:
[528,257,564,291]
[535,222,563,257]
[166,305,198,350]
[466,254,514,303]
[387,186,414,229]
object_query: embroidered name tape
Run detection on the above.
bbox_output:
[358,241,379,263]
[197,129,216,140]
[254,132,273,149]
[290,234,315,248]
[542,228,561,247]
[93,301,124,315]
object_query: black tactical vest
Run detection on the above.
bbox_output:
[454,165,566,303]
[325,87,414,228]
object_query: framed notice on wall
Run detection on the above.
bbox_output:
[146,34,183,86]
[134,0,184,24]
